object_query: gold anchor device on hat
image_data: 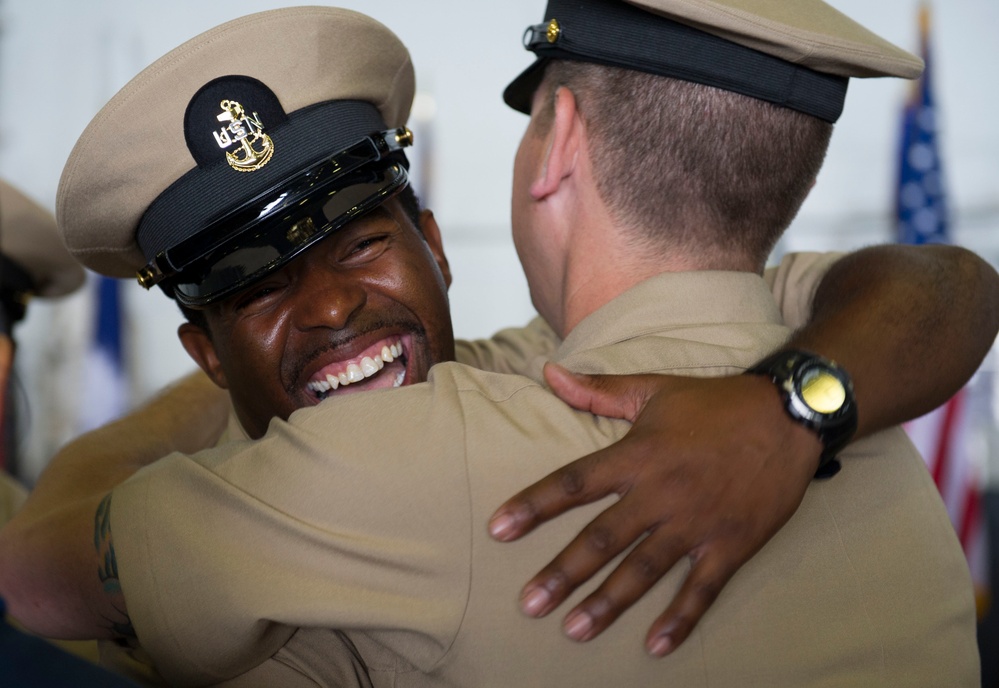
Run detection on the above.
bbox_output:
[57,6,417,308]
[216,98,275,173]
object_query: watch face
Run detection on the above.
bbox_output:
[799,368,846,414]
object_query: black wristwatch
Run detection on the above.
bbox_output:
[746,350,858,479]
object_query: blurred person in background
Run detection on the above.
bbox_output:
[0,179,85,517]
[0,178,138,686]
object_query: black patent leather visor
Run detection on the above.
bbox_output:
[138,129,411,308]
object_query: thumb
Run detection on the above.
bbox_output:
[543,363,658,422]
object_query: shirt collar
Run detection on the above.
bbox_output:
[554,271,784,362]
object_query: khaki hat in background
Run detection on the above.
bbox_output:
[57,6,416,308]
[0,179,86,302]
[504,0,923,122]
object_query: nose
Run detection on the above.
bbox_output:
[289,256,367,331]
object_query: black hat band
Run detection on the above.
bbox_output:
[138,121,412,307]
[504,0,849,122]
[137,98,397,263]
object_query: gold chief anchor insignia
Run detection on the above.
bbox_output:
[216,99,274,172]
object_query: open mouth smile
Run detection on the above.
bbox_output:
[305,338,409,400]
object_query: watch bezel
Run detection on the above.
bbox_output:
[784,359,855,429]
[747,349,858,478]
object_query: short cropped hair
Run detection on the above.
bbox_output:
[537,61,834,267]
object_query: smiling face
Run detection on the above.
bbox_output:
[178,196,455,439]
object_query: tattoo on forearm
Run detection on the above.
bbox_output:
[94,493,137,638]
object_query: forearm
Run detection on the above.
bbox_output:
[785,244,999,437]
[0,369,230,637]
[21,369,229,510]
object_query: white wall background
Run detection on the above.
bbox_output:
[1,0,997,478]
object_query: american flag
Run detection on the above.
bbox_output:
[896,4,987,595]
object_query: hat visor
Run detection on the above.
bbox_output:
[168,161,409,308]
[503,57,550,114]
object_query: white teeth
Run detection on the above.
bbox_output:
[309,379,332,394]
[360,357,379,377]
[346,363,364,383]
[309,339,405,396]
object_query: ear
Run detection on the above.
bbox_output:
[418,209,452,290]
[178,323,229,390]
[530,86,583,201]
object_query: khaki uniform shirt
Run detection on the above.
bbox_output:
[0,472,27,525]
[110,264,977,687]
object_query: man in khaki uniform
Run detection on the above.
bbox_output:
[0,3,989,687]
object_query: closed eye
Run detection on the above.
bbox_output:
[233,284,280,311]
[343,234,390,262]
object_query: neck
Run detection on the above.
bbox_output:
[552,212,760,338]
[522,86,761,338]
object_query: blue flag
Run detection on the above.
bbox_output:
[77,275,129,433]
[896,6,948,245]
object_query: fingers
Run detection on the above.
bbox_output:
[554,522,690,641]
[553,534,737,658]
[489,442,638,542]
[520,506,741,658]
[518,497,653,620]
[491,367,672,542]
[644,553,736,657]
[542,363,661,422]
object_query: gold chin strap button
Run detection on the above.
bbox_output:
[395,127,414,147]
[547,18,560,44]
[136,267,156,290]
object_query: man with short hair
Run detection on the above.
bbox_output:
[0,4,992,686]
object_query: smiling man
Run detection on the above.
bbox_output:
[0,4,994,688]
[175,194,455,440]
